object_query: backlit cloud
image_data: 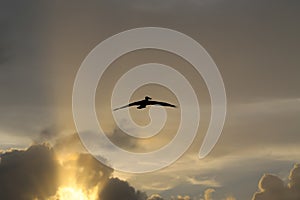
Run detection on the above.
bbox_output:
[252,164,300,200]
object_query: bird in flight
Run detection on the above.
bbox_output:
[113,96,176,111]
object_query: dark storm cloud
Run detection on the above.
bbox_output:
[0,144,59,200]
[252,164,300,200]
[100,177,147,200]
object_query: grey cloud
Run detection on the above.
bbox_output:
[100,177,147,200]
[0,144,59,200]
[252,174,286,200]
[107,126,139,151]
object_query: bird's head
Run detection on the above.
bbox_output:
[145,96,152,100]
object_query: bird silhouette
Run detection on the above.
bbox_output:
[113,96,176,111]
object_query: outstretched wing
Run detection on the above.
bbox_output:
[113,101,142,111]
[148,100,176,108]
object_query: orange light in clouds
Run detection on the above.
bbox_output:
[48,182,99,200]
[56,187,88,200]
[48,153,101,200]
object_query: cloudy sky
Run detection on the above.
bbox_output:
[0,0,300,200]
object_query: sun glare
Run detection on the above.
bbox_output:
[57,187,88,200]
[48,153,101,200]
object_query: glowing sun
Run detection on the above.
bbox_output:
[57,187,88,200]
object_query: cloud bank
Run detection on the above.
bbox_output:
[0,141,299,200]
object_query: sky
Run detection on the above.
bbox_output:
[0,0,300,200]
